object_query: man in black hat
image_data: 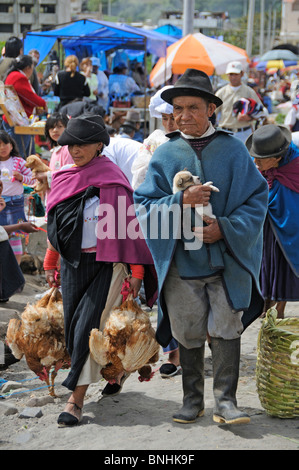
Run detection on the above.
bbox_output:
[134,68,269,426]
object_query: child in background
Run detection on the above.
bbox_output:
[46,113,73,173]
[34,113,74,191]
[0,131,34,263]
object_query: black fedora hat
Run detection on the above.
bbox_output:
[245,124,291,159]
[58,114,110,147]
[161,68,223,108]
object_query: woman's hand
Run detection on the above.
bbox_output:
[128,277,142,299]
[45,269,60,288]
[34,171,49,183]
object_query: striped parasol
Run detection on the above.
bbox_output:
[150,33,249,87]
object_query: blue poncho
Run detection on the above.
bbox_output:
[263,141,299,276]
[134,131,269,346]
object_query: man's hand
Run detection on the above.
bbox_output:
[193,216,223,243]
[237,114,252,122]
[183,185,212,207]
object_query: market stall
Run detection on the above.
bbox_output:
[0,84,45,137]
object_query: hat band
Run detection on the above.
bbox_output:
[66,128,108,144]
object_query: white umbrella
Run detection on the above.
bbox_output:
[260,49,299,61]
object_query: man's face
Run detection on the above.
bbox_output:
[228,72,243,87]
[172,96,216,137]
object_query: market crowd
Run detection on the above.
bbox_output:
[0,35,298,428]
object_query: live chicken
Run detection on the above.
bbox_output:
[6,287,70,396]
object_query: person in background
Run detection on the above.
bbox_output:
[131,85,181,378]
[108,62,140,104]
[215,61,266,143]
[91,57,109,113]
[28,49,42,96]
[0,180,38,368]
[3,55,47,159]
[104,127,142,185]
[80,57,99,103]
[33,113,74,196]
[284,87,299,131]
[0,130,34,264]
[54,55,90,109]
[122,109,143,143]
[130,60,147,91]
[246,124,299,319]
[118,120,138,140]
[0,36,23,82]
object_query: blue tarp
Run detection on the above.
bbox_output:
[154,24,182,39]
[24,19,176,65]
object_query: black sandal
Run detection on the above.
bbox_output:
[101,373,130,397]
[57,402,82,427]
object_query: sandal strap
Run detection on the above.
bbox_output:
[67,401,82,411]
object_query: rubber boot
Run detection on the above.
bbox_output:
[210,337,250,425]
[172,343,205,424]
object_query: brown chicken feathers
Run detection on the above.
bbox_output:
[89,295,159,383]
[6,287,70,396]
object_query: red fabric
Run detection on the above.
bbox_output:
[43,248,60,271]
[4,71,46,120]
[130,264,145,280]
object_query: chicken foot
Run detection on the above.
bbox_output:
[49,369,58,397]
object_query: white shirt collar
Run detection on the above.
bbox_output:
[181,122,216,139]
[229,84,242,91]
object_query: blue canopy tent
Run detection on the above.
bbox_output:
[23,19,176,66]
[23,19,176,134]
[154,24,182,39]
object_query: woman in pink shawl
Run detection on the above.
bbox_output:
[44,114,156,427]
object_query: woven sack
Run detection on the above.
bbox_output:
[256,308,299,418]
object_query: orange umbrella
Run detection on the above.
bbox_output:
[150,33,249,87]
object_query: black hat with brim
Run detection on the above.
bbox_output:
[245,124,291,159]
[58,114,110,147]
[121,120,138,132]
[161,68,223,108]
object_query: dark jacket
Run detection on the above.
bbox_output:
[54,71,90,108]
